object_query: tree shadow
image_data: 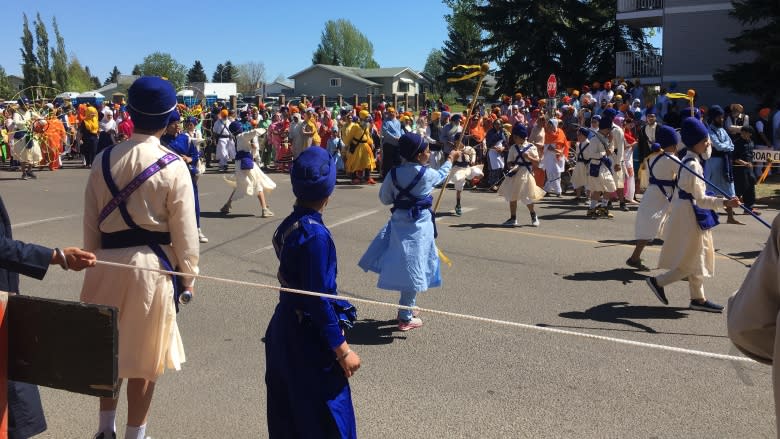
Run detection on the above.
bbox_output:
[559,268,649,285]
[555,301,690,333]
[346,319,407,345]
[597,238,664,246]
[446,222,505,229]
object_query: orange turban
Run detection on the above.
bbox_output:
[759,108,770,119]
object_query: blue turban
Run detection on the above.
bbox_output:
[512,123,528,138]
[441,111,451,119]
[450,114,462,122]
[650,143,661,152]
[708,105,724,121]
[681,117,709,147]
[591,115,602,121]
[168,110,181,124]
[599,116,613,131]
[291,146,336,201]
[228,120,243,135]
[399,133,428,161]
[127,76,177,130]
[656,125,679,149]
[577,127,592,138]
[602,108,618,120]
[645,107,656,116]
[185,116,198,125]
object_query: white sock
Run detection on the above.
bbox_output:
[125,424,146,439]
[98,410,116,435]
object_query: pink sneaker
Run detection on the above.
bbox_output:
[398,317,423,331]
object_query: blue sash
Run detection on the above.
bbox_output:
[390,166,437,238]
[648,154,676,201]
[576,142,589,163]
[99,146,186,311]
[507,144,532,176]
[235,150,254,169]
[677,157,719,230]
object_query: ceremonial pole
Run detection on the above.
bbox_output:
[433,63,489,213]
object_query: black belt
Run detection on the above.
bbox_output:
[711,150,726,158]
[101,229,171,249]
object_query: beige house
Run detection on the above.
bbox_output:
[288,64,429,100]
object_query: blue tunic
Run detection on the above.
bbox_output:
[706,125,735,197]
[264,206,356,439]
[358,161,452,293]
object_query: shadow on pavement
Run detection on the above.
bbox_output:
[727,249,761,260]
[445,222,504,229]
[554,301,690,333]
[347,319,407,345]
[559,268,648,285]
[200,212,256,219]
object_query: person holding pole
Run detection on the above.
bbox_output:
[646,117,741,312]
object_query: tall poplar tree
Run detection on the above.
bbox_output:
[34,12,51,87]
[50,17,68,89]
[20,14,39,89]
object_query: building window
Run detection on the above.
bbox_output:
[397,81,409,93]
[330,78,341,87]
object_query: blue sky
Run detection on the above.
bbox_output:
[0,1,451,84]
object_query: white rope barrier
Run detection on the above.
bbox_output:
[94,260,755,364]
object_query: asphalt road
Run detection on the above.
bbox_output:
[3,160,775,438]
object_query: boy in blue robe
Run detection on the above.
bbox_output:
[358,133,462,331]
[264,146,361,439]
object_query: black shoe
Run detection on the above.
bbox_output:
[689,299,724,313]
[27,171,37,179]
[646,277,668,305]
[93,433,116,439]
[620,202,628,211]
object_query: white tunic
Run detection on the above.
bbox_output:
[582,133,617,193]
[81,134,200,381]
[213,119,235,163]
[634,152,678,240]
[571,140,589,189]
[11,111,42,164]
[658,152,723,277]
[224,129,277,199]
[610,124,625,188]
[498,142,545,205]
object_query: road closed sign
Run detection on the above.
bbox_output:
[752,149,780,163]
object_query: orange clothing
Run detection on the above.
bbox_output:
[43,118,66,169]
[467,118,486,142]
[544,128,569,158]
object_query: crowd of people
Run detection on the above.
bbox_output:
[2,75,780,438]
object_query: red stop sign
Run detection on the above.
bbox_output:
[547,74,557,98]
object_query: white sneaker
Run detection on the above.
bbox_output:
[262,208,274,218]
[198,229,208,243]
[531,217,540,227]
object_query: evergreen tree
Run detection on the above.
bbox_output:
[223,61,235,82]
[20,13,39,90]
[440,0,485,99]
[50,17,68,89]
[187,60,207,83]
[34,13,51,87]
[714,0,780,105]
[0,66,16,99]
[212,63,224,82]
[132,64,142,75]
[104,66,120,85]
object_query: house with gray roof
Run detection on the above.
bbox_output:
[288,64,429,104]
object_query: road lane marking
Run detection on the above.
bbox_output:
[242,209,380,256]
[13,214,81,229]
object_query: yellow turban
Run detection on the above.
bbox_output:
[359,110,370,120]
[431,111,441,121]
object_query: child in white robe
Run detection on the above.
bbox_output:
[646,117,740,312]
[498,124,545,227]
[450,140,483,216]
[220,124,276,217]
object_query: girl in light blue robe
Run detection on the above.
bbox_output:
[359,133,458,330]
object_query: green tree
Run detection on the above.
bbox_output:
[311,19,380,68]
[440,0,485,99]
[66,57,94,92]
[212,61,236,82]
[34,13,51,87]
[0,66,16,99]
[50,17,68,89]
[20,14,39,90]
[104,65,120,85]
[473,0,649,96]
[131,64,141,75]
[422,48,446,96]
[187,60,207,83]
[137,52,186,89]
[714,0,780,105]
